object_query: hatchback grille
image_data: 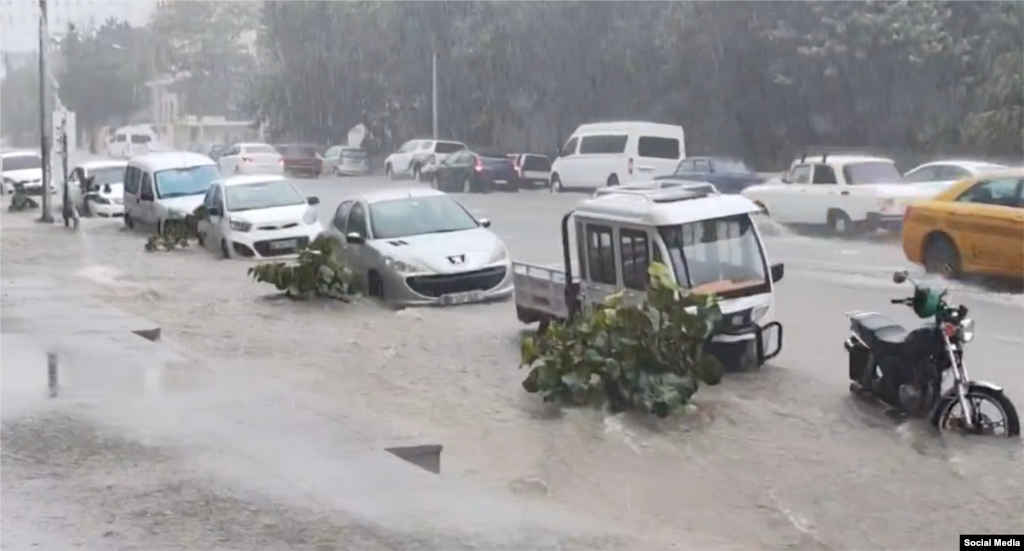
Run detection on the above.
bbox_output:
[406,266,507,298]
[253,236,309,257]
[257,222,299,231]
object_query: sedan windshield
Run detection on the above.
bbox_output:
[843,162,903,185]
[369,195,479,239]
[659,214,768,296]
[88,167,125,187]
[2,155,42,171]
[226,180,306,212]
[154,165,220,198]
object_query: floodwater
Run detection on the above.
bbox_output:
[2,194,1022,550]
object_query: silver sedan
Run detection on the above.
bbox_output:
[323,187,513,306]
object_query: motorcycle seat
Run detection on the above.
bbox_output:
[849,312,909,348]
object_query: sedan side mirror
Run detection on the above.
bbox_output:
[346,232,365,245]
[479,218,491,228]
[307,196,320,205]
[770,262,785,283]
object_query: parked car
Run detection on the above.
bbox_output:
[903,160,1010,193]
[902,169,1023,280]
[323,187,512,306]
[208,144,230,161]
[0,150,43,195]
[124,152,220,233]
[68,159,127,217]
[741,153,937,235]
[323,145,371,176]
[384,139,466,180]
[509,153,552,189]
[655,156,762,194]
[431,149,519,193]
[196,174,323,259]
[550,121,685,191]
[217,143,284,176]
[274,143,323,178]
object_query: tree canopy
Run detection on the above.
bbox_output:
[248,1,1023,166]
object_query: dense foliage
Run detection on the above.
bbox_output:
[249,1,1023,167]
[247,235,358,300]
[520,263,724,418]
[144,215,200,252]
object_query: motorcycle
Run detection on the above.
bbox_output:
[844,270,1020,437]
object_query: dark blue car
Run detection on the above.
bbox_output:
[655,156,763,194]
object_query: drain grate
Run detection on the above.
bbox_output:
[385,444,443,474]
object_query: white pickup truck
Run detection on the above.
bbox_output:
[741,154,939,235]
[512,182,785,370]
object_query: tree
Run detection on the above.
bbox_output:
[57,19,151,150]
[150,0,259,118]
[249,1,1024,163]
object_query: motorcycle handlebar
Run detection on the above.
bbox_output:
[891,298,909,304]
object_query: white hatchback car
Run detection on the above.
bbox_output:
[217,143,285,176]
[197,175,323,259]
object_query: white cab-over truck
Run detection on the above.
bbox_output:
[741,153,938,235]
[512,181,785,370]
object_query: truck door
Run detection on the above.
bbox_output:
[579,222,621,305]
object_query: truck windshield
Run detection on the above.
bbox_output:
[658,214,769,297]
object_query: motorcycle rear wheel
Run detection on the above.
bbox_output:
[936,386,1020,437]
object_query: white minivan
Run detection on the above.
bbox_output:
[108,125,160,159]
[550,121,686,191]
[123,152,220,233]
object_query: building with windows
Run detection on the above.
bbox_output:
[0,0,157,54]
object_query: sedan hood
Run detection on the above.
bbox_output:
[230,203,310,226]
[2,168,42,183]
[162,195,206,214]
[372,227,501,273]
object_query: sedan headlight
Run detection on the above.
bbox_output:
[489,243,509,263]
[303,208,318,225]
[961,318,975,343]
[385,256,427,274]
[229,218,252,232]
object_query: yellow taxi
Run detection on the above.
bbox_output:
[902,170,1024,279]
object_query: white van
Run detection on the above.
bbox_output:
[123,152,220,233]
[108,125,160,159]
[550,121,686,192]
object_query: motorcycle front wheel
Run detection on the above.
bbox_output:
[936,386,1021,437]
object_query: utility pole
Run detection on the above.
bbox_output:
[37,0,54,223]
[431,49,439,140]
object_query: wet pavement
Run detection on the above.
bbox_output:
[2,174,1023,550]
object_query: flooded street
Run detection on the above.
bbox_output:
[3,176,1022,550]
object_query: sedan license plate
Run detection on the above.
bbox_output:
[440,291,484,305]
[494,180,507,185]
[270,239,297,250]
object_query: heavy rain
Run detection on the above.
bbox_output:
[2,1,1023,550]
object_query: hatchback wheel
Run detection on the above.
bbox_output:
[923,234,961,279]
[550,174,563,193]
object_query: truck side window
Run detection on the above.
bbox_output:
[575,221,588,279]
[586,225,616,285]
[619,229,650,290]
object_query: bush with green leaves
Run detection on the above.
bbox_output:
[520,262,724,418]
[145,215,200,252]
[247,234,359,300]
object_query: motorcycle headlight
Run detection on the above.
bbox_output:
[229,218,252,232]
[489,243,509,263]
[303,208,318,225]
[385,256,427,274]
[961,318,974,343]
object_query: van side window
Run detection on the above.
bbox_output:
[586,225,616,285]
[560,137,579,157]
[579,135,628,155]
[637,137,680,159]
[619,229,650,290]
[130,135,151,144]
[140,173,154,199]
[123,167,140,193]
[114,134,127,143]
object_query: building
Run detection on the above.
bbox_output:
[0,0,157,54]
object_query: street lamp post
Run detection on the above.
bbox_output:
[38,0,54,223]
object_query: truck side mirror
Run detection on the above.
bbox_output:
[771,263,785,283]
